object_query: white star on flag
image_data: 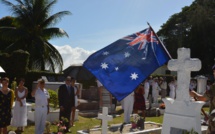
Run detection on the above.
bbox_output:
[115,67,119,71]
[101,62,108,69]
[124,52,130,58]
[130,72,138,80]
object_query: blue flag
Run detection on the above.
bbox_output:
[83,27,171,101]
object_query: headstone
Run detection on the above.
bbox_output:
[196,75,207,95]
[162,48,205,134]
[98,107,113,134]
[167,48,201,101]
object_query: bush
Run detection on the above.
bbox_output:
[48,89,58,109]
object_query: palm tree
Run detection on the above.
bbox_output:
[0,0,71,72]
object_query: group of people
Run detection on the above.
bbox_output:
[32,76,80,134]
[144,76,176,103]
[120,75,180,124]
[0,76,80,134]
[0,77,28,134]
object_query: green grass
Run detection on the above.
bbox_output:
[7,106,208,133]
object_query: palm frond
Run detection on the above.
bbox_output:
[41,11,71,28]
[1,0,68,72]
[42,28,69,39]
[0,27,29,41]
[45,41,63,72]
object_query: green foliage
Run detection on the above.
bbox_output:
[48,89,58,109]
[183,128,198,134]
[157,0,215,75]
[0,0,71,72]
[0,50,29,78]
[59,117,68,132]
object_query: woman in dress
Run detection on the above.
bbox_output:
[133,84,146,118]
[0,77,14,134]
[70,77,80,127]
[11,78,28,132]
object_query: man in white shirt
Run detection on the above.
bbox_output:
[31,79,50,134]
[144,79,150,101]
[152,77,161,104]
[159,77,167,99]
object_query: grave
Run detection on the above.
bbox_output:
[196,75,207,95]
[162,48,205,134]
[97,107,113,133]
[26,103,79,123]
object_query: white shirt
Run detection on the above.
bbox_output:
[160,81,167,90]
[169,82,176,91]
[152,81,161,91]
[35,88,50,106]
[144,81,150,91]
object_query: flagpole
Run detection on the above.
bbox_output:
[147,22,172,59]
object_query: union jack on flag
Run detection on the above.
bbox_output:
[123,28,159,50]
[84,27,171,101]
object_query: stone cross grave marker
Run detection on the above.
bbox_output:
[162,48,204,134]
[168,48,201,101]
[98,107,113,134]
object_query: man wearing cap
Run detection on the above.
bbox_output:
[31,79,50,134]
[58,76,75,133]
[190,64,215,134]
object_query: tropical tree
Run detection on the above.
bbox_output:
[0,0,71,72]
[0,16,15,51]
[157,0,215,75]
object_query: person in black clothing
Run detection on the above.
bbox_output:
[58,76,75,133]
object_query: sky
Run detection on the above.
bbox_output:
[0,0,194,70]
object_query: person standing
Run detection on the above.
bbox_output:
[206,80,211,91]
[159,77,167,99]
[70,77,79,127]
[190,64,215,134]
[122,92,134,124]
[152,77,161,104]
[148,76,153,108]
[169,78,176,99]
[11,78,28,132]
[133,84,146,118]
[58,76,75,133]
[31,79,50,134]
[0,77,14,134]
[144,78,150,102]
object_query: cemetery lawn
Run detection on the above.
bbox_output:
[7,107,209,133]
[7,115,164,134]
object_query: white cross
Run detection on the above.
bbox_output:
[168,48,201,101]
[98,107,113,134]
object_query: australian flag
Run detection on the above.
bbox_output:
[83,27,171,101]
